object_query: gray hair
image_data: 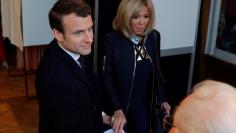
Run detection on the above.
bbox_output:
[173,80,236,133]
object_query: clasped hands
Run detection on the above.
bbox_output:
[102,109,126,133]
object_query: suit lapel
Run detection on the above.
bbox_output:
[68,57,98,98]
[51,40,98,98]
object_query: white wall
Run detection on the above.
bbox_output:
[153,0,201,53]
[22,0,56,46]
[21,0,201,51]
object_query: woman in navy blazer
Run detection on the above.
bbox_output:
[101,0,171,132]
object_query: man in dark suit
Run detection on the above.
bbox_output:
[35,0,118,132]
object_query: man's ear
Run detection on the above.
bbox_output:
[52,28,63,42]
[169,127,182,133]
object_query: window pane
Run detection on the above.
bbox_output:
[216,0,236,54]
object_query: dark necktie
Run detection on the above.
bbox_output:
[78,56,86,70]
[78,56,92,79]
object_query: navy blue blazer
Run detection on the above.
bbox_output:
[101,30,167,115]
[35,39,103,133]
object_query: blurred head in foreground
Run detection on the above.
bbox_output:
[170,80,236,133]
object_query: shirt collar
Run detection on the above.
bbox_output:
[57,42,80,61]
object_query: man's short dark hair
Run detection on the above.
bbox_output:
[49,0,91,33]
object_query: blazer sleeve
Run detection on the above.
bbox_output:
[101,34,122,115]
[152,30,167,103]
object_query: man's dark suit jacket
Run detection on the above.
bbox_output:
[35,39,103,133]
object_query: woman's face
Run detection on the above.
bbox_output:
[130,5,150,35]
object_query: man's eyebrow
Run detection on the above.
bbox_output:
[72,26,93,34]
[72,29,84,34]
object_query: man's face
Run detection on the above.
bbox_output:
[53,13,93,55]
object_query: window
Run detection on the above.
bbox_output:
[205,0,236,65]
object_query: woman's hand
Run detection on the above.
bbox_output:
[111,109,126,133]
[162,102,171,115]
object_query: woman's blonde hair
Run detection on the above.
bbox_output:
[112,0,155,38]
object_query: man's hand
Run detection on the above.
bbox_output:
[102,112,112,125]
[111,109,126,133]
